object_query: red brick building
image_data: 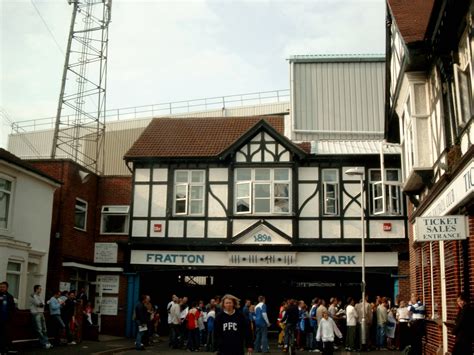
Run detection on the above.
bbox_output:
[386,0,474,353]
[28,159,131,336]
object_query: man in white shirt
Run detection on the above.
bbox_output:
[345,298,358,351]
[168,295,181,349]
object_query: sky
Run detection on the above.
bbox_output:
[0,0,386,148]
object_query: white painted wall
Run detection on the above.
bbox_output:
[0,162,57,309]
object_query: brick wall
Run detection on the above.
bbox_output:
[406,201,473,354]
[28,160,99,293]
[94,176,132,336]
[95,176,132,263]
[27,161,133,336]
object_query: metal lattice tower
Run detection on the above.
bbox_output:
[51,0,112,174]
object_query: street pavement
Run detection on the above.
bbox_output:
[20,336,404,355]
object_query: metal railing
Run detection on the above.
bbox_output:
[11,89,290,133]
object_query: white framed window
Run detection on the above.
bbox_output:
[369,169,402,216]
[6,261,21,299]
[100,205,130,234]
[74,198,88,231]
[322,169,339,215]
[0,176,13,230]
[173,170,205,216]
[454,29,473,125]
[234,168,291,215]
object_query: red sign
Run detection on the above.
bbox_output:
[154,224,162,233]
[383,223,392,232]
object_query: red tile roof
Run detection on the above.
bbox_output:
[125,116,285,159]
[388,0,434,43]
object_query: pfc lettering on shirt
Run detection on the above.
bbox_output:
[223,322,238,331]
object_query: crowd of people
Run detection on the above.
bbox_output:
[135,292,437,354]
[1,280,472,354]
[0,281,93,353]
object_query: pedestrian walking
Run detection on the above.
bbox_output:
[0,281,16,354]
[48,291,66,345]
[452,294,474,355]
[135,294,150,350]
[30,285,52,349]
[345,297,358,351]
[214,294,253,355]
[206,304,216,352]
[61,291,77,345]
[376,298,388,350]
[315,310,343,355]
[254,295,270,353]
[168,295,181,349]
[407,294,425,354]
[396,300,410,351]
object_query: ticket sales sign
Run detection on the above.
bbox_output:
[415,215,467,242]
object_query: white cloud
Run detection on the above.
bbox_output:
[0,0,385,149]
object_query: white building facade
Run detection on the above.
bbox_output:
[0,149,59,309]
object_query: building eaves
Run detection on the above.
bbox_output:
[311,140,401,155]
[0,148,62,185]
[388,0,434,44]
[288,54,385,63]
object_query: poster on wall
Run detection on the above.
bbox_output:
[96,275,120,294]
[95,297,118,315]
[94,243,118,263]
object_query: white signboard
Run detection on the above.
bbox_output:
[97,275,120,294]
[59,282,71,292]
[130,250,398,268]
[95,297,118,316]
[423,160,473,217]
[94,243,118,263]
[415,215,468,242]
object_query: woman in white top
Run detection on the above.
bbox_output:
[315,311,343,355]
[396,301,410,351]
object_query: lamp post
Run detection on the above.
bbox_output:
[345,167,366,347]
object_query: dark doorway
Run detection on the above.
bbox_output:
[140,266,395,333]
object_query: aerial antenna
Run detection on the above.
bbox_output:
[51,0,112,174]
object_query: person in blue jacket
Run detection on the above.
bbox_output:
[254,295,271,353]
[48,290,65,345]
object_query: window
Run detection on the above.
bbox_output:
[74,199,87,231]
[6,261,21,299]
[322,169,339,215]
[454,30,473,125]
[369,169,402,215]
[0,177,13,230]
[173,170,205,215]
[234,168,291,215]
[100,206,130,234]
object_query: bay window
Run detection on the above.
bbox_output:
[235,168,291,214]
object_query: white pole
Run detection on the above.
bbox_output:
[360,176,367,346]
